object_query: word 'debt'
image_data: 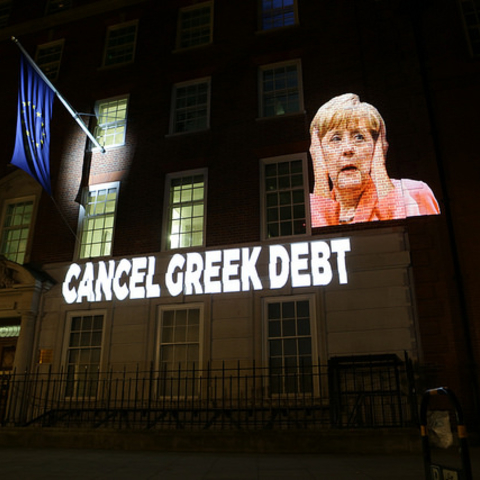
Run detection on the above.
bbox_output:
[62,239,351,304]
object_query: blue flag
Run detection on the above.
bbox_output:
[11,54,56,195]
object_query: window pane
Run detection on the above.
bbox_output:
[267,299,313,394]
[172,80,210,134]
[65,314,104,398]
[262,0,296,30]
[78,184,118,259]
[159,308,201,396]
[178,4,212,48]
[0,200,34,264]
[167,174,205,250]
[263,159,306,238]
[104,22,137,66]
[261,62,301,117]
[94,97,129,148]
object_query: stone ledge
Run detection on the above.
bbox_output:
[0,428,422,454]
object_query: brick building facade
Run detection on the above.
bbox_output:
[0,0,478,429]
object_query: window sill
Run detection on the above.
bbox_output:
[97,60,135,72]
[255,23,300,36]
[256,110,306,122]
[172,42,213,54]
[165,128,211,138]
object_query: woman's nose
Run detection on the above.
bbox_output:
[342,141,355,155]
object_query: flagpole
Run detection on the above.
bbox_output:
[11,36,106,154]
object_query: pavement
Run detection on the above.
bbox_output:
[0,447,479,479]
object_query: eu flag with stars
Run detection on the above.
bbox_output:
[11,54,56,195]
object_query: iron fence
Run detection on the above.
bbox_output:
[0,355,417,430]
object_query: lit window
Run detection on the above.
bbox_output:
[165,172,206,250]
[103,21,138,67]
[266,297,314,395]
[262,156,308,238]
[261,0,297,30]
[0,0,12,28]
[260,60,303,117]
[459,0,480,56]
[65,313,104,398]
[171,79,210,134]
[177,2,213,49]
[0,199,34,264]
[36,39,64,81]
[46,0,72,15]
[94,96,128,148]
[157,306,201,396]
[78,183,119,259]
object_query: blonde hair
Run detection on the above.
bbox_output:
[310,93,387,146]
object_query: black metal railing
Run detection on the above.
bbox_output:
[0,355,417,430]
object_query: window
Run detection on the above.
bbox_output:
[261,0,297,30]
[259,60,302,117]
[103,20,138,67]
[459,0,480,56]
[171,78,210,134]
[77,182,119,259]
[94,96,128,148]
[262,155,309,238]
[266,297,314,395]
[157,306,202,396]
[0,0,12,28]
[165,171,206,250]
[36,40,64,81]
[0,199,34,264]
[64,313,104,398]
[177,2,213,49]
[46,0,72,15]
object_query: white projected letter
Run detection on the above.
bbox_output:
[146,256,161,298]
[311,241,333,286]
[241,247,262,291]
[165,254,185,297]
[63,263,81,304]
[113,259,131,301]
[269,245,290,289]
[290,242,311,288]
[223,248,241,293]
[331,238,351,284]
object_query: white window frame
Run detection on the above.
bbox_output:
[156,304,204,397]
[260,0,298,31]
[176,1,213,50]
[102,20,138,68]
[163,169,207,251]
[0,196,36,264]
[35,39,65,82]
[170,77,211,135]
[76,181,120,260]
[62,310,106,400]
[93,95,129,149]
[263,294,319,397]
[260,154,310,240]
[458,0,480,56]
[259,59,304,118]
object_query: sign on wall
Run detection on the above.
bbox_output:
[62,238,351,304]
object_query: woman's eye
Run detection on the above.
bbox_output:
[354,133,365,142]
[330,134,341,143]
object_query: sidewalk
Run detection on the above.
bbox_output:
[0,447,478,480]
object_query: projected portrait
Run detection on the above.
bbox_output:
[309,93,440,227]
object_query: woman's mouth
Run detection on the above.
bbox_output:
[337,166,363,189]
[340,165,358,173]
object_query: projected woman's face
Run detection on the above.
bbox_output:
[321,119,375,192]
